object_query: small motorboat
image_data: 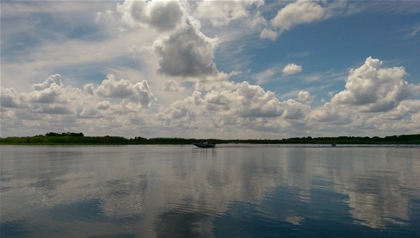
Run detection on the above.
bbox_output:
[193,142,215,148]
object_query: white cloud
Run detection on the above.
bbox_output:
[195,0,264,27]
[31,104,74,115]
[331,57,411,112]
[117,0,184,32]
[229,82,284,118]
[0,87,21,108]
[96,101,111,110]
[412,111,420,122]
[254,66,282,84]
[156,81,314,135]
[381,100,420,120]
[271,0,325,30]
[164,80,182,92]
[298,90,312,103]
[95,74,154,109]
[407,23,420,38]
[33,74,62,91]
[282,99,310,120]
[1,1,420,139]
[84,84,95,96]
[260,28,278,41]
[246,11,267,29]
[29,84,62,104]
[283,63,302,75]
[309,102,348,123]
[153,19,219,78]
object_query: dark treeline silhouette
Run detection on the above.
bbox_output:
[45,132,84,137]
[0,132,419,145]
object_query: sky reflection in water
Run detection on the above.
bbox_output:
[1,145,420,237]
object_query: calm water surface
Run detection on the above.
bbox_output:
[1,145,420,237]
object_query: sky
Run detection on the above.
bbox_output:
[1,0,420,139]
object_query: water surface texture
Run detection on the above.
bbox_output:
[1,145,420,237]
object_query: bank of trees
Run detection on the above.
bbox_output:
[0,132,419,145]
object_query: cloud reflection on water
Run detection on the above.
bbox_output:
[1,145,419,237]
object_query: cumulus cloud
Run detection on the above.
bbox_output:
[161,81,287,121]
[230,82,284,117]
[381,100,420,120]
[96,101,111,110]
[95,74,154,109]
[155,79,319,138]
[153,19,219,78]
[309,102,345,123]
[283,63,302,75]
[31,104,73,114]
[260,28,278,41]
[195,0,264,26]
[0,87,22,108]
[33,74,62,91]
[27,75,83,105]
[84,84,95,96]
[164,80,182,92]
[298,90,312,103]
[331,57,411,112]
[29,83,62,104]
[282,99,310,120]
[271,0,325,30]
[117,0,184,32]
[412,111,420,122]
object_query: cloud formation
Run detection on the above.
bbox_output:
[283,63,302,75]
[117,0,184,32]
[260,28,278,41]
[95,74,154,109]
[331,57,410,112]
[1,1,420,138]
[153,19,219,78]
[271,0,325,30]
[0,87,21,108]
[298,90,312,103]
[195,0,264,26]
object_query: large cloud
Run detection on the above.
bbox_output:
[229,82,284,118]
[157,81,313,131]
[153,19,219,78]
[194,0,264,26]
[0,74,157,137]
[271,0,325,30]
[27,74,85,106]
[0,87,21,108]
[309,102,351,124]
[33,74,62,91]
[117,0,184,32]
[260,28,278,41]
[297,90,312,103]
[270,0,347,32]
[95,74,154,109]
[331,57,411,112]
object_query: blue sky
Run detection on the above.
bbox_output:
[1,0,420,138]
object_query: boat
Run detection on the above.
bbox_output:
[193,142,215,148]
[332,143,336,147]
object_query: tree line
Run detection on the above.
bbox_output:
[0,132,419,145]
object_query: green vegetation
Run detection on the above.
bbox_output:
[0,132,419,145]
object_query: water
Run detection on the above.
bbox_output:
[1,144,420,238]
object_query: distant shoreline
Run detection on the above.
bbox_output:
[1,133,419,145]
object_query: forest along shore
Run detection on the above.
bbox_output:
[0,132,419,145]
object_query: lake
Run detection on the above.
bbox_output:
[1,145,420,237]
